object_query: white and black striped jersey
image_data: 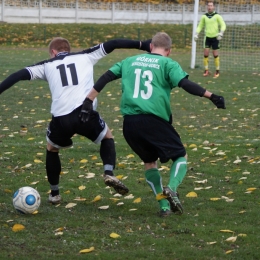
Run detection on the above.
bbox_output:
[26,44,107,117]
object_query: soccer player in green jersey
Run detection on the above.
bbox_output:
[81,32,226,217]
[194,1,226,78]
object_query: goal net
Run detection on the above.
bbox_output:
[192,1,260,72]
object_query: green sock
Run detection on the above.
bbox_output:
[145,168,169,209]
[168,157,187,192]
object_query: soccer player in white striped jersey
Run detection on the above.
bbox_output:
[0,37,151,204]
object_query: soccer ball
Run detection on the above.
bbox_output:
[13,186,41,214]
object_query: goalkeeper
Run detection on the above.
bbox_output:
[194,1,226,78]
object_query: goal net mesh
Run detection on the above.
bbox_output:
[194,2,260,72]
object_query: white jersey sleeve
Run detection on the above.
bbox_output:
[25,44,107,117]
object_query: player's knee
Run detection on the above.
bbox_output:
[214,55,219,58]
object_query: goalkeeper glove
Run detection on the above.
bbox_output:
[210,94,226,109]
[194,33,199,42]
[140,39,152,52]
[217,32,223,40]
[79,97,93,123]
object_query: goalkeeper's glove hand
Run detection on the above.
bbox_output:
[79,97,93,123]
[194,33,199,42]
[217,32,223,40]
[140,39,152,52]
[210,94,226,109]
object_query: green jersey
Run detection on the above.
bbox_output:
[196,12,226,38]
[109,53,188,122]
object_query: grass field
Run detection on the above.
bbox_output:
[0,47,259,259]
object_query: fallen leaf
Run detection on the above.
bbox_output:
[133,198,141,203]
[110,232,120,238]
[220,230,234,233]
[186,192,198,198]
[129,208,137,211]
[210,198,221,201]
[246,187,256,191]
[225,250,234,254]
[34,159,42,163]
[238,233,247,237]
[226,236,237,242]
[92,195,101,202]
[79,247,95,254]
[124,194,134,199]
[12,224,25,232]
[117,202,124,206]
[80,159,88,163]
[98,205,109,210]
[65,203,77,209]
[78,185,86,190]
[55,232,63,236]
[207,241,217,245]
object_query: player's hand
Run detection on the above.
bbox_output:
[210,94,226,109]
[217,32,223,40]
[79,97,93,123]
[194,34,199,42]
[140,39,152,52]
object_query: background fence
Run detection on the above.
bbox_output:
[0,1,260,24]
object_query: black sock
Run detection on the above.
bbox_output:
[46,149,61,190]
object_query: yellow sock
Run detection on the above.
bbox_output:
[214,56,220,70]
[203,57,209,70]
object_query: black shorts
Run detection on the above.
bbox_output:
[123,114,186,163]
[204,37,220,50]
[46,106,107,149]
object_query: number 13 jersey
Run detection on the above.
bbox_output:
[109,53,188,122]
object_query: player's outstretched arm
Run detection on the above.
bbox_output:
[0,69,31,94]
[103,39,151,54]
[79,70,118,123]
[179,78,226,109]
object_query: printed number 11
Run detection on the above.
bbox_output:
[57,63,78,87]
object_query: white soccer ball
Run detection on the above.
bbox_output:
[13,186,41,214]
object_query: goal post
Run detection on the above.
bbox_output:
[191,1,260,72]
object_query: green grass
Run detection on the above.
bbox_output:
[0,46,260,260]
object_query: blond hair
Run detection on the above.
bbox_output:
[48,37,71,55]
[151,32,172,51]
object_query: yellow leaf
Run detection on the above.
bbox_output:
[220,230,234,233]
[225,250,234,254]
[189,144,197,148]
[69,159,74,163]
[110,233,120,238]
[86,173,95,178]
[133,198,141,203]
[225,236,237,242]
[34,159,42,163]
[156,193,167,201]
[238,181,243,185]
[238,233,247,237]
[64,190,70,194]
[239,210,246,214]
[246,187,257,191]
[210,198,221,201]
[78,185,86,190]
[116,175,123,180]
[74,197,86,201]
[54,227,64,232]
[32,210,38,214]
[226,191,233,195]
[4,189,12,193]
[194,179,207,184]
[129,208,137,211]
[92,195,101,202]
[138,178,145,181]
[27,137,35,140]
[186,192,198,198]
[117,202,124,206]
[79,247,95,254]
[126,154,135,158]
[12,224,25,232]
[80,159,88,163]
[65,203,77,209]
[207,241,217,245]
[91,156,97,160]
[30,181,39,185]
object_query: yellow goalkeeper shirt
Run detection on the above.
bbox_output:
[196,12,226,38]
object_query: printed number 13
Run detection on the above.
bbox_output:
[133,69,153,99]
